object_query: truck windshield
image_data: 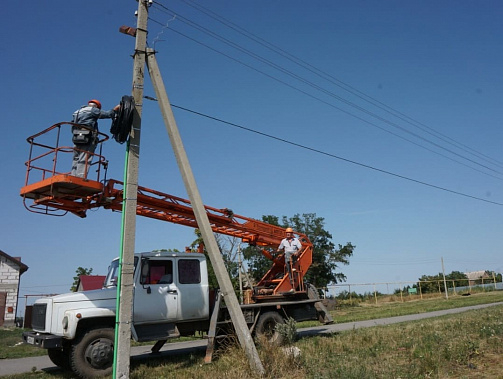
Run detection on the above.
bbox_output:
[104,257,139,287]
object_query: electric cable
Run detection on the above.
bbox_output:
[147,16,503,181]
[110,95,135,144]
[167,103,503,206]
[150,3,503,176]
[175,0,503,169]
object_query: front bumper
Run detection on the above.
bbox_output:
[22,331,63,349]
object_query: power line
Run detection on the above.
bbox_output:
[151,2,503,175]
[168,103,503,206]
[172,0,503,170]
[147,15,503,181]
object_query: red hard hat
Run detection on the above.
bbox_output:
[88,99,102,109]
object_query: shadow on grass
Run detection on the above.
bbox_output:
[130,343,207,371]
[298,327,341,339]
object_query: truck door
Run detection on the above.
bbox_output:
[175,258,209,320]
[133,258,178,323]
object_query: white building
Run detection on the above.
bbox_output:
[0,250,28,327]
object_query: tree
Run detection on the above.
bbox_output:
[190,230,240,290]
[243,213,354,288]
[417,271,469,294]
[71,267,93,292]
[445,271,469,288]
[488,271,503,283]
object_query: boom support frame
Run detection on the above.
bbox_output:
[20,124,313,298]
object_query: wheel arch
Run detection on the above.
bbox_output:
[75,316,115,339]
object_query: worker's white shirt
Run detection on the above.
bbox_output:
[278,237,302,259]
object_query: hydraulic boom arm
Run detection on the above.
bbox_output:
[21,123,313,298]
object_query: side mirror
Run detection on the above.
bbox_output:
[141,260,149,283]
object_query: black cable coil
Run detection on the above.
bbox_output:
[110,95,135,144]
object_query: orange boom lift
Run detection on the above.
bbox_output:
[21,123,314,300]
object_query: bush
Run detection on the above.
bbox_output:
[275,317,297,345]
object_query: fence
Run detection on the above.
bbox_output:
[325,277,503,304]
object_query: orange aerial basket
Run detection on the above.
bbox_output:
[20,122,110,217]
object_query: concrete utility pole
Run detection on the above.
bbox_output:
[441,257,449,300]
[114,1,149,378]
[146,48,265,376]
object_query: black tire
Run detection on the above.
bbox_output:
[255,311,285,346]
[48,347,71,370]
[70,328,114,378]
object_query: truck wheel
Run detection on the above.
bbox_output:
[48,347,71,370]
[70,327,114,378]
[255,311,285,346]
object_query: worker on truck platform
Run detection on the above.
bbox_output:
[71,99,119,178]
[277,227,302,291]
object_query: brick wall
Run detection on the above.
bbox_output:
[0,255,21,327]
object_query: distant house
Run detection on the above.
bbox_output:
[76,275,106,291]
[0,250,29,327]
[464,270,491,286]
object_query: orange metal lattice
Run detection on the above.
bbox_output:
[21,122,109,217]
[20,124,312,296]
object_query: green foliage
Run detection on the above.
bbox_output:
[190,230,240,291]
[414,270,502,295]
[415,271,469,294]
[336,290,383,302]
[275,317,298,345]
[191,213,354,290]
[70,266,93,292]
[243,213,354,288]
[494,272,503,283]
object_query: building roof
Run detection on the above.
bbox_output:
[0,249,29,274]
[464,270,489,280]
[77,275,106,291]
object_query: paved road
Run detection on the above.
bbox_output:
[2,302,502,377]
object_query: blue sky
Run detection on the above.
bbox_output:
[2,1,502,303]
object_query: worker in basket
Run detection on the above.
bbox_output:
[71,99,119,178]
[277,227,302,292]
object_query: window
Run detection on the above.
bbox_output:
[178,259,200,284]
[104,256,139,288]
[140,260,173,285]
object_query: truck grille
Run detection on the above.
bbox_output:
[32,303,47,330]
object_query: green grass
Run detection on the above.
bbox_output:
[2,291,502,378]
[0,329,47,360]
[4,304,502,379]
[334,290,503,322]
[298,306,503,379]
[297,289,503,328]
